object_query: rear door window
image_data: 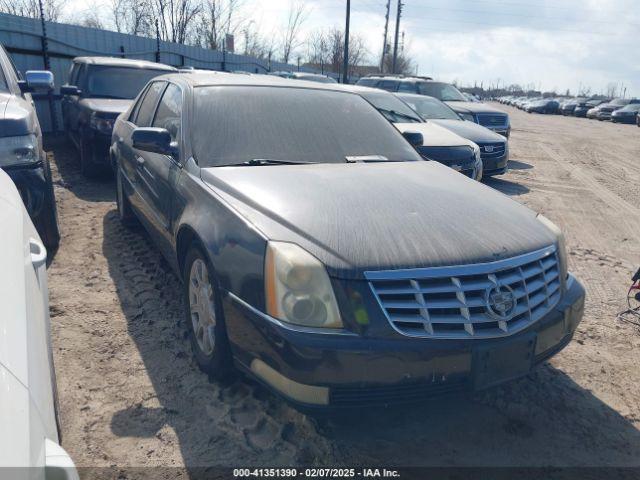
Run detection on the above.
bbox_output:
[134,81,166,127]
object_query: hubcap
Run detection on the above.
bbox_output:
[188,258,216,356]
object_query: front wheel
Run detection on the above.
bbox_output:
[183,246,233,380]
[37,159,61,257]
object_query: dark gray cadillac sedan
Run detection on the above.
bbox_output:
[110,73,585,408]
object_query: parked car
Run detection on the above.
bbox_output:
[356,75,511,137]
[344,86,482,180]
[61,57,176,176]
[526,99,559,114]
[270,71,337,83]
[586,105,602,119]
[111,72,585,408]
[611,103,640,123]
[560,98,585,116]
[397,93,509,176]
[0,43,60,253]
[573,98,607,118]
[0,170,78,479]
[595,98,640,121]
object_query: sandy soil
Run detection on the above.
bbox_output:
[46,107,640,471]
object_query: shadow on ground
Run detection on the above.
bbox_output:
[484,176,530,196]
[44,134,114,202]
[508,159,534,170]
[101,208,640,469]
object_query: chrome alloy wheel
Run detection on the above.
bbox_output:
[188,258,217,356]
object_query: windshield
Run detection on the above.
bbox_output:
[620,104,640,111]
[417,82,467,101]
[398,94,461,120]
[611,98,629,106]
[360,92,423,123]
[192,86,421,167]
[86,66,170,99]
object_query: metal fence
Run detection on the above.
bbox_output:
[0,12,339,132]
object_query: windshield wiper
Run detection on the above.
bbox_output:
[224,158,314,167]
[376,107,421,123]
[345,155,395,163]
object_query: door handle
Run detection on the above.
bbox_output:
[29,238,47,269]
[136,156,145,166]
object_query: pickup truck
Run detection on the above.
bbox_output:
[61,57,176,176]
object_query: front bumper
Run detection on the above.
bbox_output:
[3,163,48,218]
[223,274,585,408]
[83,130,112,165]
[611,114,636,124]
[480,147,509,176]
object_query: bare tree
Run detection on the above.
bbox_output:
[605,82,618,99]
[77,9,105,29]
[304,27,369,75]
[0,0,62,21]
[280,0,308,63]
[195,0,246,50]
[111,0,152,35]
[152,0,201,44]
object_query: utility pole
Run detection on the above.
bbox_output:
[342,0,351,83]
[391,0,403,74]
[380,0,391,73]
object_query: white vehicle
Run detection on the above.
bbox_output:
[0,170,78,480]
[341,85,483,181]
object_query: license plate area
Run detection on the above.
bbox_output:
[473,333,536,390]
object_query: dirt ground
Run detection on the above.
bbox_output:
[46,106,640,471]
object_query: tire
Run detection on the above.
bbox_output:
[183,246,233,380]
[116,167,138,227]
[36,158,60,257]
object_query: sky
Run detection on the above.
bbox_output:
[64,0,640,97]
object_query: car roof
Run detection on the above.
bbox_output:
[73,56,177,71]
[156,72,359,92]
[361,75,434,82]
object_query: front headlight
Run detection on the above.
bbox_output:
[536,214,568,290]
[459,112,475,122]
[90,113,115,134]
[0,134,39,167]
[265,241,343,328]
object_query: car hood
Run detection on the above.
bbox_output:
[394,122,476,148]
[428,119,506,144]
[79,98,133,116]
[0,93,37,137]
[200,161,555,279]
[444,101,506,114]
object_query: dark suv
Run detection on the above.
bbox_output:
[357,75,511,137]
[61,57,176,176]
[0,43,60,252]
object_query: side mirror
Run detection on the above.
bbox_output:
[60,85,81,96]
[402,131,424,147]
[18,71,54,93]
[132,128,178,157]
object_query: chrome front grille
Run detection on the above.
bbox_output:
[476,113,509,129]
[478,142,506,160]
[366,246,561,339]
